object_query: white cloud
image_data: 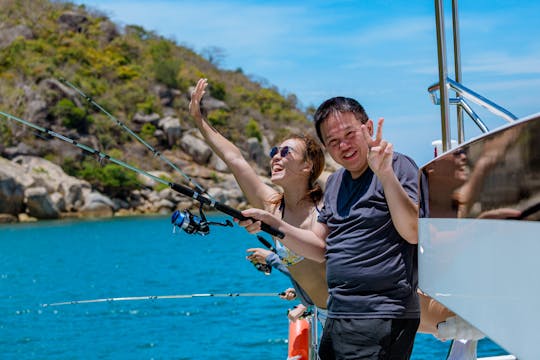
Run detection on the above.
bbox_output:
[463,52,540,76]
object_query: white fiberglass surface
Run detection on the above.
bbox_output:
[419,218,540,360]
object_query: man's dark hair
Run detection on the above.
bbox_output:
[313,97,369,144]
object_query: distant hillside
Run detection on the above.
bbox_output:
[0,0,317,195]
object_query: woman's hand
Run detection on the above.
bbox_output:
[246,247,273,264]
[189,78,207,121]
[235,208,278,234]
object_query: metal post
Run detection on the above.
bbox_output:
[452,0,464,144]
[434,0,452,152]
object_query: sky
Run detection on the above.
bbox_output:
[73,0,540,166]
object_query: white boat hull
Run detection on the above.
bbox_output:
[419,114,540,359]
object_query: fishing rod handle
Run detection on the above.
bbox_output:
[215,203,285,239]
[169,182,285,239]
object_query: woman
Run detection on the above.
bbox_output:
[189,78,329,311]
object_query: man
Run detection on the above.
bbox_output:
[239,97,421,359]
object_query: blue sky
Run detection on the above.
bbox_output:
[74,0,540,166]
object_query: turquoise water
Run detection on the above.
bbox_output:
[1,215,508,359]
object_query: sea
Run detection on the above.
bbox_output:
[0,215,510,359]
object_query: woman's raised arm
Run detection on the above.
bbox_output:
[189,78,276,209]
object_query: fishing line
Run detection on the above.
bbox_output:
[42,292,284,307]
[58,77,212,201]
[0,110,284,239]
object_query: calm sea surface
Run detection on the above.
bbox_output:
[0,215,509,359]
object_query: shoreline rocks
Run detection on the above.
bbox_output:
[0,155,250,224]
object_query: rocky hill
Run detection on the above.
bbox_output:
[0,0,328,223]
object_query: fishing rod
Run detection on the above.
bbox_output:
[0,110,284,239]
[42,292,284,307]
[58,77,212,200]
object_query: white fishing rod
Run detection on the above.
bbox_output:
[0,110,284,239]
[42,292,284,307]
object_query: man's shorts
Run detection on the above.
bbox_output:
[318,317,420,360]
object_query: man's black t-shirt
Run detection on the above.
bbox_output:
[318,152,420,319]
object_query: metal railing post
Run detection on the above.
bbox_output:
[452,0,465,144]
[434,0,452,152]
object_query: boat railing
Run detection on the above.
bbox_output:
[428,77,518,135]
[432,0,518,151]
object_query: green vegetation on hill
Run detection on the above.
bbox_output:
[0,0,315,192]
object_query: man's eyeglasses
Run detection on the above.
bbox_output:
[269,146,293,158]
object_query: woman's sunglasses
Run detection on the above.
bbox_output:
[269,146,294,158]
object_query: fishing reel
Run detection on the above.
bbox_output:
[171,204,232,236]
[250,235,275,275]
[172,209,209,235]
[253,262,272,275]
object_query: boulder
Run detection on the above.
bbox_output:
[0,24,34,49]
[137,171,171,189]
[0,175,25,214]
[24,99,48,124]
[0,214,18,223]
[60,181,87,211]
[2,142,39,159]
[207,186,245,207]
[153,129,166,144]
[154,199,174,214]
[112,198,130,210]
[247,137,268,170]
[158,188,183,203]
[158,116,182,146]
[80,191,115,218]
[209,154,229,173]
[58,11,88,32]
[18,213,37,222]
[50,192,66,212]
[175,199,195,211]
[99,20,119,43]
[201,97,228,111]
[139,188,154,200]
[128,190,144,208]
[180,133,213,165]
[187,86,227,111]
[154,85,180,107]
[0,157,31,215]
[25,186,60,219]
[132,112,160,125]
[41,78,83,108]
[12,156,90,211]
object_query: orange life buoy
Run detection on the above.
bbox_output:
[288,318,310,360]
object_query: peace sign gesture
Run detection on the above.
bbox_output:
[189,78,208,121]
[361,118,394,177]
